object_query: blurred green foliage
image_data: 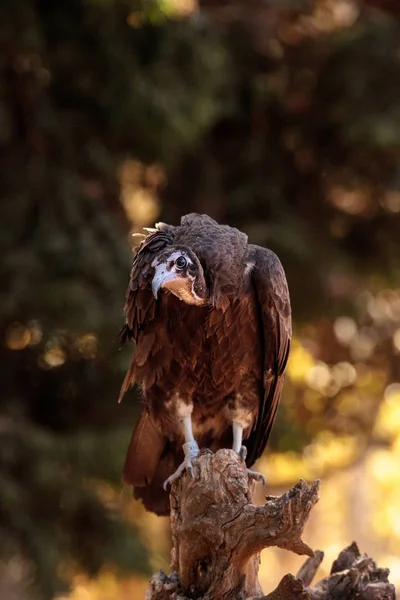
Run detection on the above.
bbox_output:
[0,0,400,597]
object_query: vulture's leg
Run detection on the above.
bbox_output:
[163,410,199,490]
[232,421,266,484]
[232,420,244,454]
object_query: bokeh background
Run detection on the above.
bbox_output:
[1,0,400,598]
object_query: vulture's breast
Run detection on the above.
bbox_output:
[188,289,263,443]
[202,290,262,398]
[144,285,262,438]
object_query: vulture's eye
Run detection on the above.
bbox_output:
[175,256,187,270]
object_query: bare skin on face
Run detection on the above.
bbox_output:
[151,251,207,306]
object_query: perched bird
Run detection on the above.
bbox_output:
[119,213,291,515]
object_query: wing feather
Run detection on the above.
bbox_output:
[122,410,165,488]
[245,245,292,466]
[118,227,174,401]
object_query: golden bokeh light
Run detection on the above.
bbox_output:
[305,0,359,34]
[329,186,369,215]
[119,160,162,230]
[61,572,150,600]
[349,330,376,361]
[263,432,361,488]
[331,361,357,387]
[170,0,197,16]
[303,432,359,475]
[374,384,400,439]
[122,188,159,229]
[305,362,332,392]
[333,316,357,346]
[263,451,310,486]
[286,339,315,383]
[74,334,99,360]
[41,347,67,369]
[6,321,43,351]
[6,322,31,350]
[127,0,197,27]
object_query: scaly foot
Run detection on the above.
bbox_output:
[163,440,199,490]
[238,445,266,485]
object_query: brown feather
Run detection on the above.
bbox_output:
[244,245,292,466]
[133,449,182,516]
[122,410,165,487]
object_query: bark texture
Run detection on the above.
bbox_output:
[145,449,395,600]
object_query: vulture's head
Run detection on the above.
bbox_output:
[151,247,208,306]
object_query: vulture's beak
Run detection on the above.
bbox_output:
[152,264,179,299]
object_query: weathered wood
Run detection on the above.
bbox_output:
[144,449,395,600]
[248,574,312,600]
[296,551,324,587]
[306,542,395,600]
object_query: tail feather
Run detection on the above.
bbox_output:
[123,410,165,486]
[134,449,182,516]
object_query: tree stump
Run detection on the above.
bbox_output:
[144,449,395,600]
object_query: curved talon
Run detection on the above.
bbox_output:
[163,464,185,490]
[247,469,266,485]
[237,445,265,484]
[163,440,199,490]
[163,459,195,490]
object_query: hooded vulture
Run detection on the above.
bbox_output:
[119,213,291,515]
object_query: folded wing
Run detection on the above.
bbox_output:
[245,245,292,466]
